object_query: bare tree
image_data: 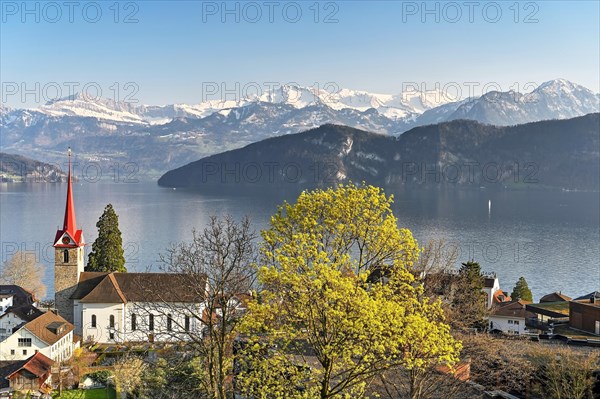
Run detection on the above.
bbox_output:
[134,215,257,399]
[413,240,459,297]
[0,251,47,299]
[414,239,460,276]
[372,364,477,399]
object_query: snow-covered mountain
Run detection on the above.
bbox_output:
[415,78,599,126]
[11,84,447,125]
[1,79,598,177]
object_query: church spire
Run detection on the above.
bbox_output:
[63,147,77,236]
[54,147,84,248]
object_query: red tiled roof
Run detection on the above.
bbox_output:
[23,311,74,345]
[6,352,54,380]
[493,290,512,304]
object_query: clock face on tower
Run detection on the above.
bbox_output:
[62,236,70,245]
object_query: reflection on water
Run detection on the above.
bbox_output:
[1,182,598,300]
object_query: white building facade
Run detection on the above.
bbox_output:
[0,311,74,362]
[70,272,208,344]
[488,300,534,335]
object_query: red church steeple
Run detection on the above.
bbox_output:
[54,147,84,248]
[63,147,77,236]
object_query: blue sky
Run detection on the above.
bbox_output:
[1,0,599,107]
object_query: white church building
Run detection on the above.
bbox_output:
[53,150,208,344]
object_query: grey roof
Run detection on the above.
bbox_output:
[573,291,600,301]
[0,285,36,307]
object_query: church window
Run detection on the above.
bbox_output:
[131,314,137,331]
[167,314,173,331]
[109,315,115,328]
[91,315,97,328]
[149,314,154,331]
[63,250,69,263]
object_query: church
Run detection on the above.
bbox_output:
[53,150,208,344]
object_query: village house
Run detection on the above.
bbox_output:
[0,285,44,342]
[569,292,600,335]
[525,292,572,330]
[0,310,74,362]
[0,304,44,342]
[525,291,600,336]
[488,300,535,335]
[0,286,37,311]
[483,276,512,309]
[0,352,54,397]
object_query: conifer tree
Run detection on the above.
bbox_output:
[451,260,488,329]
[87,204,126,272]
[511,276,533,302]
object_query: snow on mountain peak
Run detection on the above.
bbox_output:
[6,79,597,129]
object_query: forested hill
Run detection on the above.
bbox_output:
[0,153,68,182]
[158,113,600,191]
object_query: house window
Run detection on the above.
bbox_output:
[167,314,173,331]
[10,350,15,355]
[149,314,154,331]
[131,314,137,331]
[91,315,97,328]
[63,249,69,263]
[18,338,32,347]
[109,332,115,340]
[514,320,519,325]
[22,350,27,355]
[185,316,190,332]
[109,315,115,329]
[508,320,513,324]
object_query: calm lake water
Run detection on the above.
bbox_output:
[1,181,598,300]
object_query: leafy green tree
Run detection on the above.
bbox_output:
[510,277,533,302]
[87,204,126,272]
[450,260,487,329]
[237,184,461,399]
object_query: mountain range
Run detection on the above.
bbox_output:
[1,79,598,177]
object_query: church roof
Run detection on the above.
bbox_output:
[73,272,207,304]
[70,272,108,300]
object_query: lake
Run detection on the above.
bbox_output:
[0,181,598,301]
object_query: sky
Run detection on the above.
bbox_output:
[1,0,599,107]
